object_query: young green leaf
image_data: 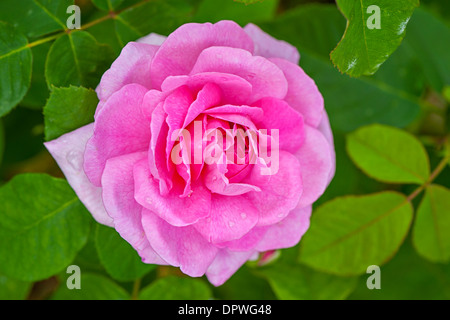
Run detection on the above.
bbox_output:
[52,273,130,300]
[346,124,430,184]
[95,224,155,282]
[0,22,33,117]
[413,184,450,263]
[45,31,114,89]
[43,86,98,141]
[331,0,419,77]
[139,276,212,300]
[0,173,91,281]
[299,192,413,276]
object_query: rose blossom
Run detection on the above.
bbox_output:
[45,21,335,286]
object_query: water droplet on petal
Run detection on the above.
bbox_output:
[277,213,285,218]
[229,221,235,228]
[241,213,247,219]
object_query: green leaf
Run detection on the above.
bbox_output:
[0,274,32,300]
[0,173,91,281]
[45,31,114,89]
[331,0,419,77]
[43,86,98,141]
[0,119,4,166]
[213,266,276,300]
[21,42,52,110]
[0,0,71,39]
[0,22,33,116]
[52,273,130,300]
[259,5,421,133]
[92,0,124,11]
[403,8,450,92]
[299,192,413,276]
[139,276,212,300]
[346,124,430,184]
[95,224,155,282]
[349,240,450,300]
[413,184,450,263]
[194,0,278,25]
[258,248,358,300]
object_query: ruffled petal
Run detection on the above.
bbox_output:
[134,159,211,226]
[206,249,255,286]
[191,46,288,103]
[96,42,158,108]
[137,33,166,45]
[295,125,333,208]
[270,57,324,128]
[253,97,305,153]
[161,72,252,105]
[193,194,259,243]
[44,124,113,227]
[318,111,336,184]
[244,23,300,64]
[150,21,254,89]
[141,209,218,277]
[243,151,303,226]
[84,84,150,186]
[101,152,167,264]
[255,206,312,251]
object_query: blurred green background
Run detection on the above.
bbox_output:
[0,0,449,300]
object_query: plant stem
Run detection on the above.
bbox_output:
[131,278,142,300]
[407,155,449,202]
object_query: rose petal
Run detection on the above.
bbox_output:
[243,151,303,226]
[134,159,211,226]
[84,84,150,187]
[255,206,312,251]
[295,125,333,208]
[101,152,167,264]
[191,46,288,103]
[151,21,254,89]
[141,209,218,277]
[204,104,264,123]
[270,57,324,128]
[137,33,166,45]
[96,42,159,107]
[219,227,268,252]
[193,194,259,243]
[244,23,300,64]
[253,97,305,153]
[318,111,336,184]
[44,124,113,227]
[206,249,255,287]
[161,72,252,105]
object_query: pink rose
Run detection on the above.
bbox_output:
[45,21,335,286]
